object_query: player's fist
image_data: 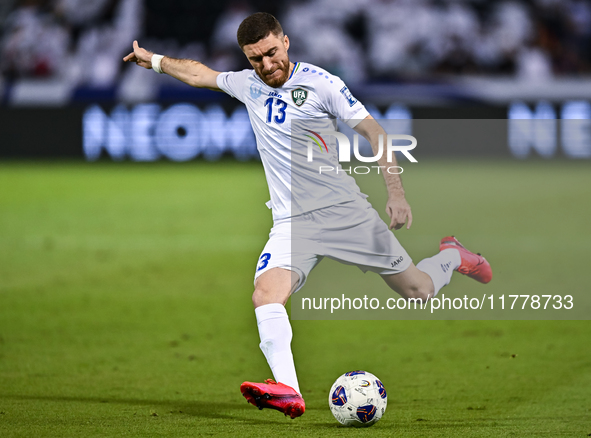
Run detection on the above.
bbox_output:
[123,40,154,69]
[386,195,413,230]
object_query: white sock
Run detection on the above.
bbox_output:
[416,248,461,297]
[255,303,301,395]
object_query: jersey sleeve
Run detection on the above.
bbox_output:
[317,75,370,128]
[216,69,252,103]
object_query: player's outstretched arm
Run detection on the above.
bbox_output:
[354,115,413,230]
[123,40,221,91]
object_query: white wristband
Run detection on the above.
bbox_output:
[151,54,164,74]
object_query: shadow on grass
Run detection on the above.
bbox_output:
[0,394,338,428]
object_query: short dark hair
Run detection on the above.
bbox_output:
[237,12,283,49]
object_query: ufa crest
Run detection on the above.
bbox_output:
[291,88,308,106]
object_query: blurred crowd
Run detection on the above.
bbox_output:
[1,0,590,86]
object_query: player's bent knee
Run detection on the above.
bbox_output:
[381,265,435,301]
[402,285,434,301]
[252,285,290,308]
[252,268,298,308]
[382,264,435,301]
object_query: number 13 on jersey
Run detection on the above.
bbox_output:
[265,98,287,124]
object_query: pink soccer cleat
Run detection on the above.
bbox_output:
[440,236,493,284]
[240,379,305,419]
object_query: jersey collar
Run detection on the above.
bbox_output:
[288,62,301,81]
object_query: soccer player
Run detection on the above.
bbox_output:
[124,12,492,419]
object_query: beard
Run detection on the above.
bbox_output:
[258,56,291,88]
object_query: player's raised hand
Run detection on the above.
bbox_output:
[386,195,413,230]
[123,40,154,69]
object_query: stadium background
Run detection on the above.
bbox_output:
[1,0,590,436]
[2,0,591,159]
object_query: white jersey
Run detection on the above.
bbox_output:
[216,62,370,220]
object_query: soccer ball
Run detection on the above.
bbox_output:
[328,370,387,427]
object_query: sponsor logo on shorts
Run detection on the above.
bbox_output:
[391,256,404,268]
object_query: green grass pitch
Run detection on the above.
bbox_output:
[0,160,590,437]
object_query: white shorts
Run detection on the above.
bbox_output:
[254,197,412,292]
